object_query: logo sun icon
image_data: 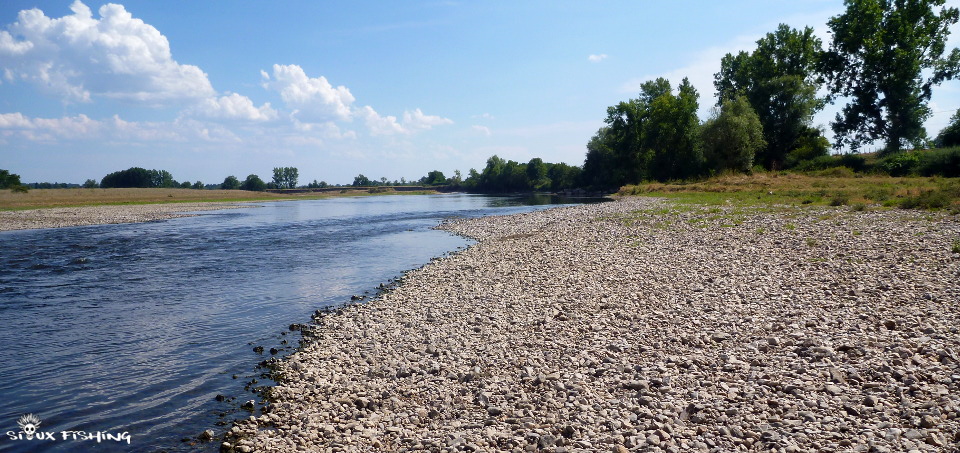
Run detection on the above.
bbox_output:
[16,414,41,440]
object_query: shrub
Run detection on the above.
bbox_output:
[917,147,960,177]
[879,151,921,176]
[10,184,30,193]
[899,189,951,209]
[829,193,850,206]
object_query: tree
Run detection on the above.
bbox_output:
[192,181,204,190]
[151,170,177,188]
[272,167,299,189]
[222,175,241,190]
[0,169,23,189]
[582,77,703,185]
[423,170,447,185]
[715,24,825,169]
[101,167,155,188]
[526,158,550,191]
[83,179,98,188]
[701,95,767,173]
[935,108,960,147]
[822,0,960,153]
[240,174,267,191]
[353,174,371,186]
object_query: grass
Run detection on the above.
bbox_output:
[617,172,960,213]
[0,187,438,210]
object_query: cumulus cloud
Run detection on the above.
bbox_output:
[588,54,608,63]
[359,105,405,135]
[0,1,215,103]
[402,108,453,130]
[261,64,355,121]
[0,111,239,143]
[189,93,278,122]
[357,106,454,135]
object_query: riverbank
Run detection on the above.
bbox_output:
[224,197,960,452]
[0,202,252,231]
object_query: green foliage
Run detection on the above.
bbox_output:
[916,147,960,177]
[879,151,922,176]
[715,24,825,169]
[822,0,960,153]
[239,174,267,191]
[11,184,29,193]
[222,175,241,190]
[179,181,192,189]
[935,108,960,147]
[701,95,766,173]
[272,167,299,189]
[582,77,703,187]
[784,131,830,168]
[952,239,960,253]
[83,179,99,188]
[0,169,23,189]
[192,181,204,190]
[306,180,328,188]
[101,167,178,188]
[352,174,371,187]
[422,170,447,185]
[898,181,959,209]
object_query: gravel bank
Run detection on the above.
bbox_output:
[0,202,251,231]
[225,197,960,452]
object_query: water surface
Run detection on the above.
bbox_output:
[0,193,590,452]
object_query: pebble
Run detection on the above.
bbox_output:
[219,197,960,452]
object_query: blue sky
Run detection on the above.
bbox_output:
[2,1,960,185]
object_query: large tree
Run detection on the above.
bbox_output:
[715,24,824,169]
[822,0,960,153]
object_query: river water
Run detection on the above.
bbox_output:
[0,193,591,452]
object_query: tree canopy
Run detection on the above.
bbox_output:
[702,95,767,173]
[581,77,702,188]
[715,24,825,169]
[822,0,960,153]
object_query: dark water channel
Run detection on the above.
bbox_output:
[0,194,595,452]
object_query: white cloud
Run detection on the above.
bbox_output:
[588,54,608,63]
[471,125,492,136]
[0,1,215,103]
[0,111,241,143]
[189,93,278,122]
[402,108,453,130]
[261,64,355,121]
[359,105,405,135]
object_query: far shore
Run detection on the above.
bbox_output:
[0,187,444,232]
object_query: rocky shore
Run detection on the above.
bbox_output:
[224,197,960,452]
[0,202,250,231]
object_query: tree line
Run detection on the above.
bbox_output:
[581,0,960,189]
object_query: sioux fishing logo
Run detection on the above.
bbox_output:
[6,413,131,444]
[10,414,53,441]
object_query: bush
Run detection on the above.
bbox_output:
[879,151,921,176]
[917,147,960,177]
[10,184,30,193]
[898,182,959,210]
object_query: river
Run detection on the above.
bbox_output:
[0,193,594,452]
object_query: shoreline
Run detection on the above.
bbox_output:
[223,198,960,452]
[0,202,254,231]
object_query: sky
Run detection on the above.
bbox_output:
[2,1,960,185]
